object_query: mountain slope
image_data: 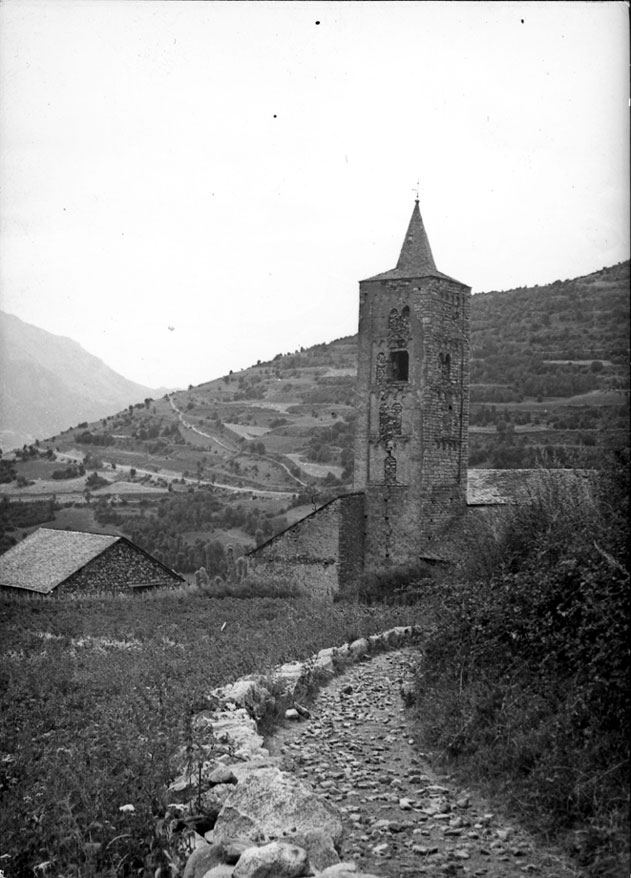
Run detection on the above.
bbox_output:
[40,259,629,483]
[1,260,628,570]
[0,311,161,449]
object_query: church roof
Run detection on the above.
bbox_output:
[363,200,467,285]
[396,199,436,274]
[466,468,594,506]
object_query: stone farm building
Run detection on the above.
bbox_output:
[0,527,184,596]
[247,200,590,599]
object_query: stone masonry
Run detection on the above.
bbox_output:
[247,200,471,597]
[354,203,471,573]
[57,539,182,596]
[248,494,365,600]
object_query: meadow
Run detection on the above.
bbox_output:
[0,588,420,878]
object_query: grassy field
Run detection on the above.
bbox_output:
[0,588,421,878]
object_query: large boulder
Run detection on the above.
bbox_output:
[318,867,382,878]
[212,678,272,717]
[182,842,225,878]
[232,841,309,878]
[274,661,306,698]
[348,638,369,660]
[313,647,338,679]
[199,867,234,878]
[212,767,343,871]
[194,708,268,761]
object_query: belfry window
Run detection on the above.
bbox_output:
[439,352,451,380]
[388,350,409,382]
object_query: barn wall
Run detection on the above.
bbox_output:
[58,541,181,596]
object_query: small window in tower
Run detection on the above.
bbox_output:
[439,352,451,380]
[388,350,409,382]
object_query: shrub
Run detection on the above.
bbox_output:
[359,562,439,605]
[413,458,630,873]
[52,465,84,480]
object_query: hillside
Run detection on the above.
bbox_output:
[0,311,164,450]
[1,260,628,572]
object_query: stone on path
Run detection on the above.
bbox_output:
[183,842,225,878]
[318,865,383,878]
[212,766,343,871]
[232,841,309,878]
[208,766,238,786]
[199,866,234,878]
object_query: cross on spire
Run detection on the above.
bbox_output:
[413,179,420,203]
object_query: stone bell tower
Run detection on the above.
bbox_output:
[353,199,471,573]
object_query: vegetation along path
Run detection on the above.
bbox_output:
[267,649,578,878]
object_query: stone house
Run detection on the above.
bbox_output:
[0,527,184,596]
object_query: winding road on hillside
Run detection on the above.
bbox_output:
[267,650,579,878]
[168,395,310,489]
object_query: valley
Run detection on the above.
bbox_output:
[1,260,628,577]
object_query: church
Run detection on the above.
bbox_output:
[246,200,569,598]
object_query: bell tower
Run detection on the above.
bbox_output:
[353,199,471,573]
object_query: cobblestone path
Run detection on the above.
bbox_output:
[267,649,578,878]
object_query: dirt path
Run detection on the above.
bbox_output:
[267,650,579,878]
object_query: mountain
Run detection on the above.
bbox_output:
[0,311,163,450]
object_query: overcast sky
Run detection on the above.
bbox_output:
[1,1,628,390]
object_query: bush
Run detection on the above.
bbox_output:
[359,562,439,605]
[413,458,630,873]
[85,471,108,490]
[52,464,84,480]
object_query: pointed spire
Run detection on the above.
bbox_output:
[395,199,437,275]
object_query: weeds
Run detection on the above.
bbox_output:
[0,591,418,877]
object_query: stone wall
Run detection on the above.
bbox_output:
[58,539,182,596]
[165,625,422,877]
[337,493,365,596]
[247,494,366,599]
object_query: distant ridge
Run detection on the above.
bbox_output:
[0,311,164,449]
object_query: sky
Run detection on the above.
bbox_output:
[0,1,628,390]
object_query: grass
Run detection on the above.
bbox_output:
[0,587,420,878]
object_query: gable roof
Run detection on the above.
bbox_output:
[363,200,468,286]
[0,528,122,594]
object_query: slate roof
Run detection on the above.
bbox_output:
[467,468,593,506]
[363,200,468,286]
[0,528,122,594]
